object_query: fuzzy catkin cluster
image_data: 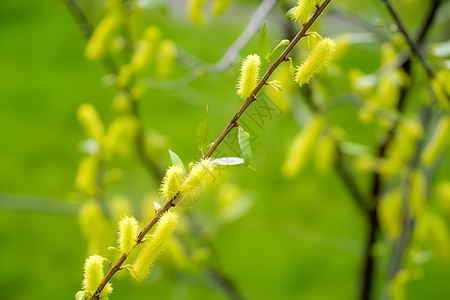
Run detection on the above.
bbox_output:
[178,158,216,205]
[132,211,178,281]
[236,54,261,100]
[290,0,319,24]
[83,255,113,299]
[294,37,335,87]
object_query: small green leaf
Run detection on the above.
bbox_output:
[75,291,86,300]
[213,157,245,165]
[196,106,209,152]
[257,22,271,61]
[238,127,252,166]
[169,150,186,172]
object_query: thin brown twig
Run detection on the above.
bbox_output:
[90,1,334,298]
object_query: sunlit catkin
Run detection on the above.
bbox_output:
[131,26,162,71]
[82,255,113,299]
[282,115,324,178]
[422,115,450,166]
[118,216,139,254]
[290,0,317,24]
[294,38,335,86]
[77,103,105,142]
[236,54,261,100]
[160,165,186,201]
[132,212,178,281]
[178,158,216,205]
[85,13,120,61]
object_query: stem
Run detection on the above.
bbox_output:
[360,1,442,298]
[90,1,334,297]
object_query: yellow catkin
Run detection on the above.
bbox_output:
[85,13,120,61]
[118,216,139,254]
[415,212,450,260]
[236,54,261,100]
[103,115,139,161]
[294,38,335,86]
[77,103,105,142]
[189,0,207,24]
[79,201,106,254]
[282,115,324,178]
[156,40,177,77]
[178,158,216,205]
[131,26,162,71]
[290,0,317,24]
[212,0,230,16]
[132,212,178,281]
[314,133,336,174]
[422,115,450,165]
[160,165,186,201]
[378,189,402,238]
[409,170,426,217]
[117,64,133,88]
[82,255,113,299]
[75,155,99,197]
[437,181,450,216]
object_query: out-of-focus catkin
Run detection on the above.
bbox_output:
[85,13,120,61]
[282,115,324,178]
[294,38,335,86]
[132,212,178,281]
[422,115,450,166]
[236,54,261,100]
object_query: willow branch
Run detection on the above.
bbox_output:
[380,0,436,78]
[90,1,333,298]
[205,0,333,158]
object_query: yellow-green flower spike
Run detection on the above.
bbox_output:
[132,211,178,281]
[422,115,450,166]
[178,158,216,205]
[82,255,113,299]
[290,0,318,24]
[77,103,105,142]
[160,165,186,201]
[282,115,324,178]
[236,54,261,100]
[118,216,139,254]
[294,37,335,87]
[85,13,120,61]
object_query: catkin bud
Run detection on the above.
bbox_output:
[415,212,450,260]
[79,201,106,254]
[178,158,216,205]
[85,13,120,61]
[282,115,324,178]
[118,216,139,254]
[160,165,186,201]
[290,0,317,24]
[409,170,426,217]
[422,115,450,166]
[131,26,162,71]
[236,54,261,100]
[82,255,113,299]
[212,0,230,16]
[378,189,402,238]
[189,0,207,24]
[294,38,335,87]
[156,40,177,77]
[75,155,99,197]
[314,133,336,174]
[77,103,105,142]
[132,211,178,281]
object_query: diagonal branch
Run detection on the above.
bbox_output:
[90,1,334,298]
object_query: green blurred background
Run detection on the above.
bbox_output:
[1,0,449,299]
